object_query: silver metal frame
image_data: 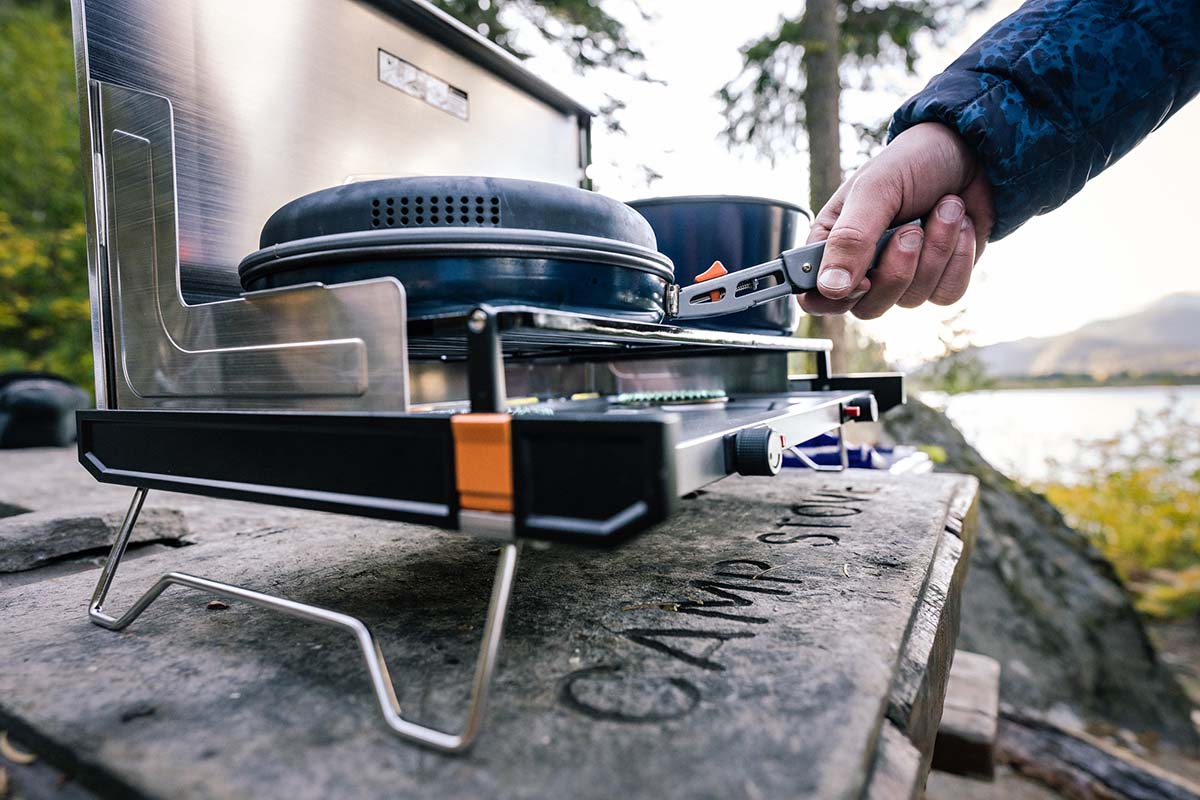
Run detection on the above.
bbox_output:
[90,488,521,753]
[70,0,591,411]
[93,81,413,412]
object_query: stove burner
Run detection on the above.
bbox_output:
[613,389,728,406]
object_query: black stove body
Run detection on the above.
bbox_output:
[80,305,902,546]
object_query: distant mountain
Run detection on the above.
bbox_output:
[968,293,1200,378]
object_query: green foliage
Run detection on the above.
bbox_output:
[917,444,947,463]
[0,2,82,230]
[789,319,889,374]
[0,2,93,389]
[0,215,92,386]
[915,310,995,394]
[842,321,890,372]
[1040,407,1200,619]
[719,0,988,159]
[429,0,648,77]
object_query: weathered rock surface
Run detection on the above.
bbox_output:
[884,399,1199,749]
[0,447,327,553]
[0,447,134,511]
[0,467,975,800]
[0,506,190,573]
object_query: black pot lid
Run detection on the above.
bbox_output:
[239,226,675,288]
[257,176,659,250]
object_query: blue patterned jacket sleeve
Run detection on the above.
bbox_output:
[889,0,1200,240]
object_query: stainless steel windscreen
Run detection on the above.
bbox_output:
[76,0,591,303]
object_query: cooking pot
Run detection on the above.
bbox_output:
[628,195,809,335]
[239,177,675,322]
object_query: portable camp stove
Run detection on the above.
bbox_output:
[69,0,904,753]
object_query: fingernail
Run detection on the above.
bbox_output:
[899,230,923,251]
[818,268,852,292]
[937,199,964,223]
[849,288,868,301]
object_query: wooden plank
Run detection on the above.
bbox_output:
[0,457,977,800]
[933,651,1001,779]
[998,713,1200,800]
[886,477,979,780]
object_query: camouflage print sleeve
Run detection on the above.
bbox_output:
[889,0,1200,240]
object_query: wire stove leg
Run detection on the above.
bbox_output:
[787,424,849,472]
[88,486,520,753]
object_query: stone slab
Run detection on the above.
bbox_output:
[0,732,96,800]
[0,464,977,800]
[863,722,922,800]
[0,507,190,573]
[0,447,331,582]
[0,447,134,512]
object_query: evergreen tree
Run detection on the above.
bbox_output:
[430,0,648,78]
[718,1,988,369]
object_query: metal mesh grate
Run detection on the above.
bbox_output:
[370,194,501,229]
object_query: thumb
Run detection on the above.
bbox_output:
[816,176,900,300]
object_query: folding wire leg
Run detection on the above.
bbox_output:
[787,424,848,472]
[88,487,520,753]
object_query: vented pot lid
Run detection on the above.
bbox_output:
[255,176,659,250]
[239,226,674,288]
[238,176,675,323]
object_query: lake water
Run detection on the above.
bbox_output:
[925,385,1200,484]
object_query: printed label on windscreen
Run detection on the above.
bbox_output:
[378,49,469,121]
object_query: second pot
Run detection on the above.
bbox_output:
[629,195,810,335]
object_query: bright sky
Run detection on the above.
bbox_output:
[525,0,1200,364]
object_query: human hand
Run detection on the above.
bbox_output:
[801,122,995,319]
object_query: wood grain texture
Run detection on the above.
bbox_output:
[933,650,1001,779]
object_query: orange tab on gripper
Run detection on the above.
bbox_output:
[695,260,728,302]
[451,414,513,513]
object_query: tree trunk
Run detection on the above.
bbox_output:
[802,0,848,373]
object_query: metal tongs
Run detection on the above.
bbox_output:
[669,224,913,320]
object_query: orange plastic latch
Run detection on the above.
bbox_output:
[451,414,513,513]
[694,260,728,302]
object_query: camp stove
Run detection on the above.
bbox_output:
[70,0,903,753]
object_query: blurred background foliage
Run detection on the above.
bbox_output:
[0,0,92,388]
[429,0,651,79]
[913,310,995,394]
[1040,406,1200,619]
[717,0,988,161]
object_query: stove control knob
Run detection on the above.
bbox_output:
[842,395,879,423]
[734,426,784,476]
